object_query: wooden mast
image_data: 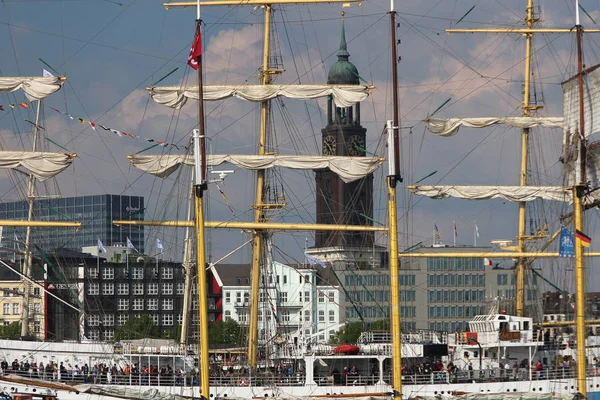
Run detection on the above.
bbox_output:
[191,1,210,398]
[574,1,587,395]
[248,3,273,368]
[388,0,402,397]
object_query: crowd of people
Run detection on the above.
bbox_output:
[0,359,195,385]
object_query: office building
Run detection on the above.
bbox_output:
[0,194,145,255]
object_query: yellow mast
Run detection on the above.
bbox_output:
[514,0,535,317]
[248,4,273,367]
[574,3,587,394]
[388,0,402,397]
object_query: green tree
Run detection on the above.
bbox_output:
[329,321,364,345]
[369,319,390,331]
[208,319,242,347]
[114,315,160,341]
[0,322,22,339]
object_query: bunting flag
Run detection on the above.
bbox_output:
[0,103,187,150]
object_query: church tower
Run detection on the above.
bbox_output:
[315,16,373,249]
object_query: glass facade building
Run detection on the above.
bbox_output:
[0,194,144,255]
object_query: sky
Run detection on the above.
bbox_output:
[0,0,599,292]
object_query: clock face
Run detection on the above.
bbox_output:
[323,135,337,155]
[346,135,365,156]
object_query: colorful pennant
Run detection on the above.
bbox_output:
[0,103,188,151]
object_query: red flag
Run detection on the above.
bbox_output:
[187,25,202,70]
[18,103,29,109]
[49,106,62,114]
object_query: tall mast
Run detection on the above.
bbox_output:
[574,0,587,394]
[191,2,210,398]
[388,0,402,398]
[20,99,42,337]
[248,4,273,368]
[515,0,535,317]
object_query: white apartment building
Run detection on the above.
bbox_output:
[216,262,342,344]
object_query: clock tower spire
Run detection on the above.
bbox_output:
[315,13,373,249]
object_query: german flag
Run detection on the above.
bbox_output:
[576,230,591,247]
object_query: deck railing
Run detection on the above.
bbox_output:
[1,366,593,388]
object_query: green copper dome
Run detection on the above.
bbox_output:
[327,17,359,85]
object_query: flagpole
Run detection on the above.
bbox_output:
[433,222,435,245]
[453,221,456,247]
[473,221,476,247]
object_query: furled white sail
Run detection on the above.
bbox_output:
[563,64,600,139]
[425,117,564,136]
[0,76,64,101]
[149,84,373,109]
[410,185,572,202]
[129,154,383,183]
[0,151,77,181]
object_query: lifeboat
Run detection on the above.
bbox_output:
[333,344,360,355]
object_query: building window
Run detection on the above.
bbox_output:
[280,292,288,303]
[12,303,19,315]
[3,304,9,315]
[88,330,100,340]
[132,299,144,311]
[177,283,185,295]
[88,315,100,326]
[117,283,129,295]
[162,267,173,279]
[88,283,99,295]
[282,311,290,322]
[328,291,335,302]
[147,283,158,295]
[133,283,144,295]
[102,283,114,295]
[304,311,310,322]
[34,321,40,333]
[151,315,159,325]
[162,298,174,310]
[103,314,114,326]
[225,292,231,304]
[102,267,114,280]
[132,268,143,280]
[118,315,129,326]
[178,314,183,325]
[88,267,98,278]
[104,329,114,340]
[162,283,173,295]
[117,299,129,311]
[318,293,325,303]
[318,310,325,322]
[329,310,335,322]
[33,303,41,314]
[147,299,158,311]
[225,310,231,320]
[33,287,40,296]
[239,312,247,323]
[283,275,287,284]
[162,314,173,326]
